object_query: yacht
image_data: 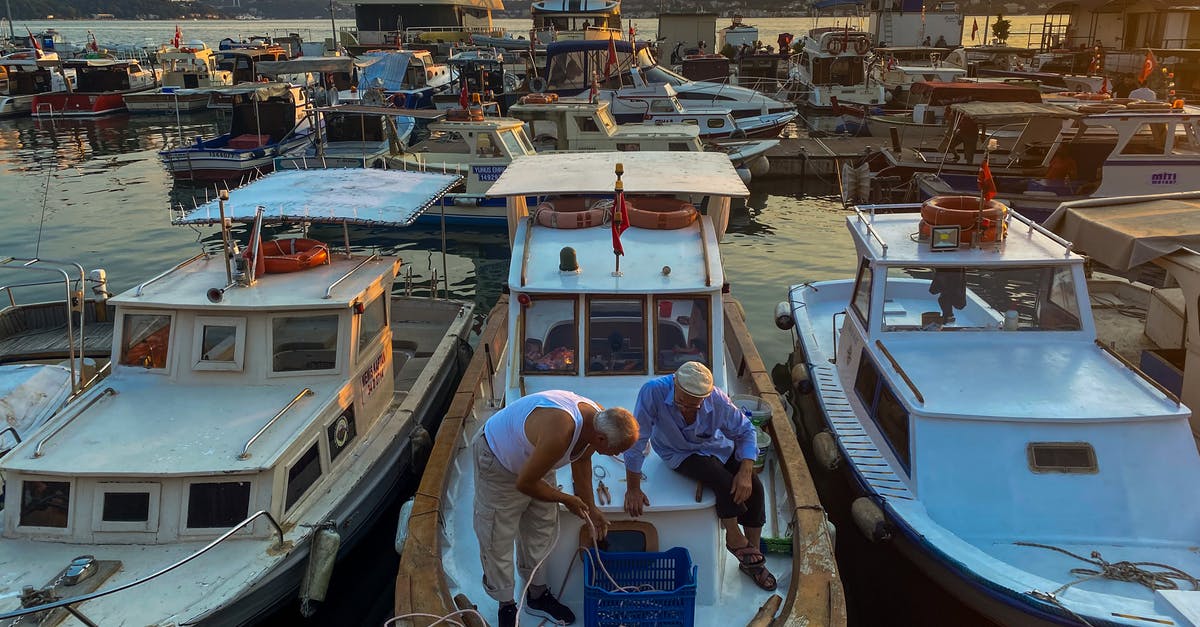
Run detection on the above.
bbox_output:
[531,0,621,44]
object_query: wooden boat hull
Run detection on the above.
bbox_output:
[32,86,154,117]
[124,92,211,113]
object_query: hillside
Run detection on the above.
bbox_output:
[6,0,223,19]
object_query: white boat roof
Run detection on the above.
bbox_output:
[177,169,461,226]
[109,253,399,310]
[1045,192,1200,270]
[353,0,502,7]
[848,208,1085,265]
[510,218,722,293]
[486,152,748,197]
[533,0,618,11]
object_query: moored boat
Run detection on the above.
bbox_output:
[789,27,886,109]
[0,168,474,626]
[393,151,846,627]
[124,41,233,114]
[31,58,159,117]
[274,103,416,171]
[0,50,75,117]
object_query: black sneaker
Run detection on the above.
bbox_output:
[498,602,517,627]
[525,589,576,625]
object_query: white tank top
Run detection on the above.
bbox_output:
[483,390,595,474]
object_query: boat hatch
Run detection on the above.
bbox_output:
[1026,442,1098,474]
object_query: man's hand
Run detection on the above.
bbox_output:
[587,503,610,540]
[624,486,650,517]
[731,466,753,505]
[562,494,590,520]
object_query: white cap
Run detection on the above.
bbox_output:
[675,361,713,398]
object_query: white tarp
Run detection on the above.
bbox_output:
[485,152,749,197]
[176,168,462,227]
[1045,192,1200,270]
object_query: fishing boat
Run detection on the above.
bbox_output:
[159,83,315,183]
[0,168,474,626]
[0,50,75,117]
[778,197,1200,627]
[31,58,159,117]
[788,27,886,109]
[611,83,797,138]
[508,96,777,182]
[867,47,964,106]
[124,41,234,114]
[275,104,416,171]
[916,103,1200,221]
[393,150,846,627]
[531,0,622,44]
[354,49,454,110]
[529,40,796,122]
[215,45,289,87]
[341,0,505,55]
[863,81,1044,143]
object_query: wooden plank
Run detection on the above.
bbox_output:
[394,297,508,625]
[723,295,847,627]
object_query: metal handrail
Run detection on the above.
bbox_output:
[1008,210,1074,257]
[0,278,85,308]
[852,207,889,256]
[875,339,924,404]
[0,510,286,622]
[1095,339,1181,406]
[135,253,208,297]
[239,388,314,459]
[0,426,21,447]
[0,258,87,393]
[34,387,117,458]
[323,254,379,299]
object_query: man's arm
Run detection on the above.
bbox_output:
[717,394,758,504]
[515,408,589,518]
[624,383,656,516]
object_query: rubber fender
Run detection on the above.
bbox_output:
[410,426,433,468]
[394,498,415,556]
[299,525,342,616]
[812,431,841,471]
[774,301,794,330]
[851,497,891,543]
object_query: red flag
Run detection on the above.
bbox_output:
[971,18,978,41]
[1100,76,1109,94]
[605,34,617,79]
[459,83,469,109]
[87,32,99,52]
[1139,50,1155,83]
[173,25,183,49]
[589,74,599,103]
[978,158,997,202]
[628,24,635,43]
[611,189,629,256]
[27,28,42,58]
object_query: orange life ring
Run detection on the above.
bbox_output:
[1074,92,1111,101]
[625,197,698,229]
[1126,101,1172,111]
[533,197,610,229]
[245,238,330,274]
[520,92,558,105]
[919,196,1008,243]
[853,38,870,55]
[1078,102,1125,113]
[826,38,844,55]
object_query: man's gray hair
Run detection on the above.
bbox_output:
[594,407,639,450]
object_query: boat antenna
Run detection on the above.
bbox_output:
[328,0,338,54]
[4,0,13,39]
[440,195,448,299]
[34,160,53,259]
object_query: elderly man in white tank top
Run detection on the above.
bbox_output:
[473,390,638,627]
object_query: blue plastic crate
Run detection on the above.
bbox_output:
[582,547,698,627]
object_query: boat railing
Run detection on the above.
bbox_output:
[134,252,208,296]
[0,510,286,625]
[0,425,21,448]
[0,258,88,393]
[324,254,380,299]
[1008,210,1074,256]
[33,386,117,458]
[851,206,889,256]
[875,339,924,403]
[1095,339,1181,406]
[239,387,314,459]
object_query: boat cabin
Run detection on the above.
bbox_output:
[276,104,416,170]
[906,81,1042,124]
[65,59,154,93]
[217,46,289,84]
[160,42,231,89]
[531,0,622,42]
[0,54,72,97]
[508,98,702,152]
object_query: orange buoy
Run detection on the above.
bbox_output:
[625,197,699,229]
[245,238,330,274]
[533,197,610,229]
[919,196,1008,243]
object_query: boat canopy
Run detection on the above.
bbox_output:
[545,39,651,55]
[1044,192,1200,270]
[314,103,445,119]
[950,101,1082,122]
[360,52,417,91]
[174,81,293,100]
[255,56,377,76]
[176,169,462,227]
[910,81,1043,104]
[63,58,137,67]
[485,152,748,197]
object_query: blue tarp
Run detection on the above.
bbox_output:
[811,0,866,8]
[360,52,413,92]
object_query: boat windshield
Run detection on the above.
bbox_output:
[522,297,578,375]
[880,265,1082,332]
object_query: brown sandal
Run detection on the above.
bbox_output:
[727,544,777,591]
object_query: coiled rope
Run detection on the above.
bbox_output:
[1015,541,1200,595]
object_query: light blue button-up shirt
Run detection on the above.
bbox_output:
[623,374,758,473]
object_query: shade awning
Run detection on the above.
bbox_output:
[173,82,293,100]
[1044,192,1200,270]
[175,169,463,227]
[485,152,748,197]
[314,104,445,119]
[950,101,1083,121]
[254,57,376,76]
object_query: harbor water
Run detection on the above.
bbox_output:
[0,18,1027,625]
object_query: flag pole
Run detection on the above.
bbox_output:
[613,162,624,276]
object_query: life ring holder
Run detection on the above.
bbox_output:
[625,197,699,230]
[853,38,870,56]
[1078,102,1126,114]
[245,238,331,275]
[532,197,611,229]
[825,38,844,56]
[919,196,1008,243]
[528,76,548,94]
[1074,92,1112,101]
[520,92,559,105]
[1127,101,1173,111]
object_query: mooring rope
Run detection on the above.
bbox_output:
[1015,541,1200,596]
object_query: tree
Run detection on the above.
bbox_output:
[992,14,1011,44]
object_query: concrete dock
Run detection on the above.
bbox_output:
[761,136,884,180]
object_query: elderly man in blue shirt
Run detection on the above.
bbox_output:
[622,361,776,591]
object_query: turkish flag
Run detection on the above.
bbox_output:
[1139,50,1155,83]
[173,25,182,49]
[459,83,469,109]
[605,34,618,79]
[611,190,629,256]
[27,28,42,58]
[971,19,978,41]
[978,158,997,202]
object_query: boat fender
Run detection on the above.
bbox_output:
[528,76,548,93]
[748,155,770,179]
[395,498,415,556]
[825,517,837,550]
[299,525,342,617]
[789,362,812,394]
[812,431,841,471]
[774,301,794,330]
[410,425,433,468]
[735,167,752,185]
[850,497,891,543]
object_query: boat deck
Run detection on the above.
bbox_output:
[0,302,113,363]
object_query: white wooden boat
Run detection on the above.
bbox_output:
[274,104,416,171]
[31,58,159,117]
[788,27,886,109]
[124,42,234,113]
[393,151,846,627]
[0,168,474,626]
[779,199,1200,627]
[0,51,76,117]
[867,48,964,105]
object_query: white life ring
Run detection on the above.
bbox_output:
[528,76,548,93]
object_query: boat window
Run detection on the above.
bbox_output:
[669,142,691,151]
[853,351,880,408]
[476,133,500,156]
[193,316,245,371]
[881,266,1081,331]
[272,314,340,373]
[853,350,911,471]
[597,107,618,131]
[654,296,711,373]
[649,100,675,113]
[1027,442,1097,473]
[707,118,727,129]
[586,298,646,375]
[522,298,578,375]
[328,405,357,462]
[285,441,323,510]
[357,296,388,360]
[103,492,149,522]
[1172,123,1200,155]
[186,481,251,528]
[850,259,872,325]
[19,480,70,528]
[575,116,601,133]
[1120,122,1169,155]
[327,113,385,142]
[120,313,172,369]
[498,130,528,155]
[95,482,160,531]
[547,52,587,90]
